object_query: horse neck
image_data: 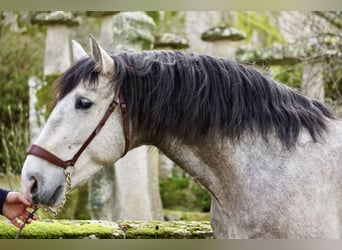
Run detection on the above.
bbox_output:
[143,117,342,194]
[155,130,314,199]
[156,136,241,200]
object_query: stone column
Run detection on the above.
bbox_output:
[88,11,164,221]
[86,11,119,49]
[29,11,80,142]
[86,11,119,221]
[301,63,324,102]
[1,11,19,31]
[28,76,44,142]
[200,12,246,60]
[278,12,325,102]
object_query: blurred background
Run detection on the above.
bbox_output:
[0,11,341,223]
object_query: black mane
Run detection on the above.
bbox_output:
[57,50,334,147]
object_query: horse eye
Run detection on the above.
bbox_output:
[75,97,93,110]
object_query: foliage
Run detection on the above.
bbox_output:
[36,73,60,118]
[0,31,44,174]
[147,11,186,36]
[0,31,44,124]
[0,104,29,187]
[272,64,303,90]
[159,176,211,212]
[324,56,342,100]
[236,12,286,47]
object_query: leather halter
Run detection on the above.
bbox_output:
[26,90,130,169]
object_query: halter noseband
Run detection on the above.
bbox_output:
[27,89,130,169]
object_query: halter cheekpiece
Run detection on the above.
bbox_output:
[27,88,130,169]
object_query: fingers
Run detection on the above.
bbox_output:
[10,209,38,228]
[16,194,32,207]
[11,218,24,229]
[26,209,38,220]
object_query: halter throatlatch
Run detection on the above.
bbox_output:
[25,89,130,216]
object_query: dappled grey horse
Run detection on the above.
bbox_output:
[21,35,341,238]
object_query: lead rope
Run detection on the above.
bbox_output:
[15,207,38,239]
[15,166,74,239]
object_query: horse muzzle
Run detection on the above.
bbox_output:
[21,163,66,207]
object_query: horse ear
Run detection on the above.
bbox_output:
[71,40,88,62]
[89,34,114,75]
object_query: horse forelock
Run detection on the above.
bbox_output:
[56,50,335,148]
[56,57,99,101]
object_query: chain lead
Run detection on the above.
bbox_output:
[44,166,74,217]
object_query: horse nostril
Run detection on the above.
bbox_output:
[30,176,38,195]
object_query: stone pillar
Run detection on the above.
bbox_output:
[110,12,155,52]
[29,11,81,142]
[86,12,120,49]
[88,11,164,221]
[111,146,164,220]
[200,12,246,60]
[278,12,325,102]
[85,11,119,220]
[1,11,19,31]
[301,62,324,102]
[44,25,71,75]
[153,11,189,50]
[28,76,45,142]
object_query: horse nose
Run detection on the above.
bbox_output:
[29,176,38,196]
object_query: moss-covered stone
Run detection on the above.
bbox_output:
[86,11,120,18]
[236,34,342,66]
[201,26,246,42]
[0,219,119,239]
[236,43,303,66]
[163,210,210,221]
[111,12,156,51]
[0,219,213,239]
[154,32,189,49]
[32,11,81,27]
[116,220,213,239]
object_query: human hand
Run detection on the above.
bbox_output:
[2,191,38,228]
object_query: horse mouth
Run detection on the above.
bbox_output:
[47,185,63,206]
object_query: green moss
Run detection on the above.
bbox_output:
[0,220,119,239]
[163,210,210,221]
[117,220,213,239]
[0,219,213,239]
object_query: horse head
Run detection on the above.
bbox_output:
[21,36,129,209]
